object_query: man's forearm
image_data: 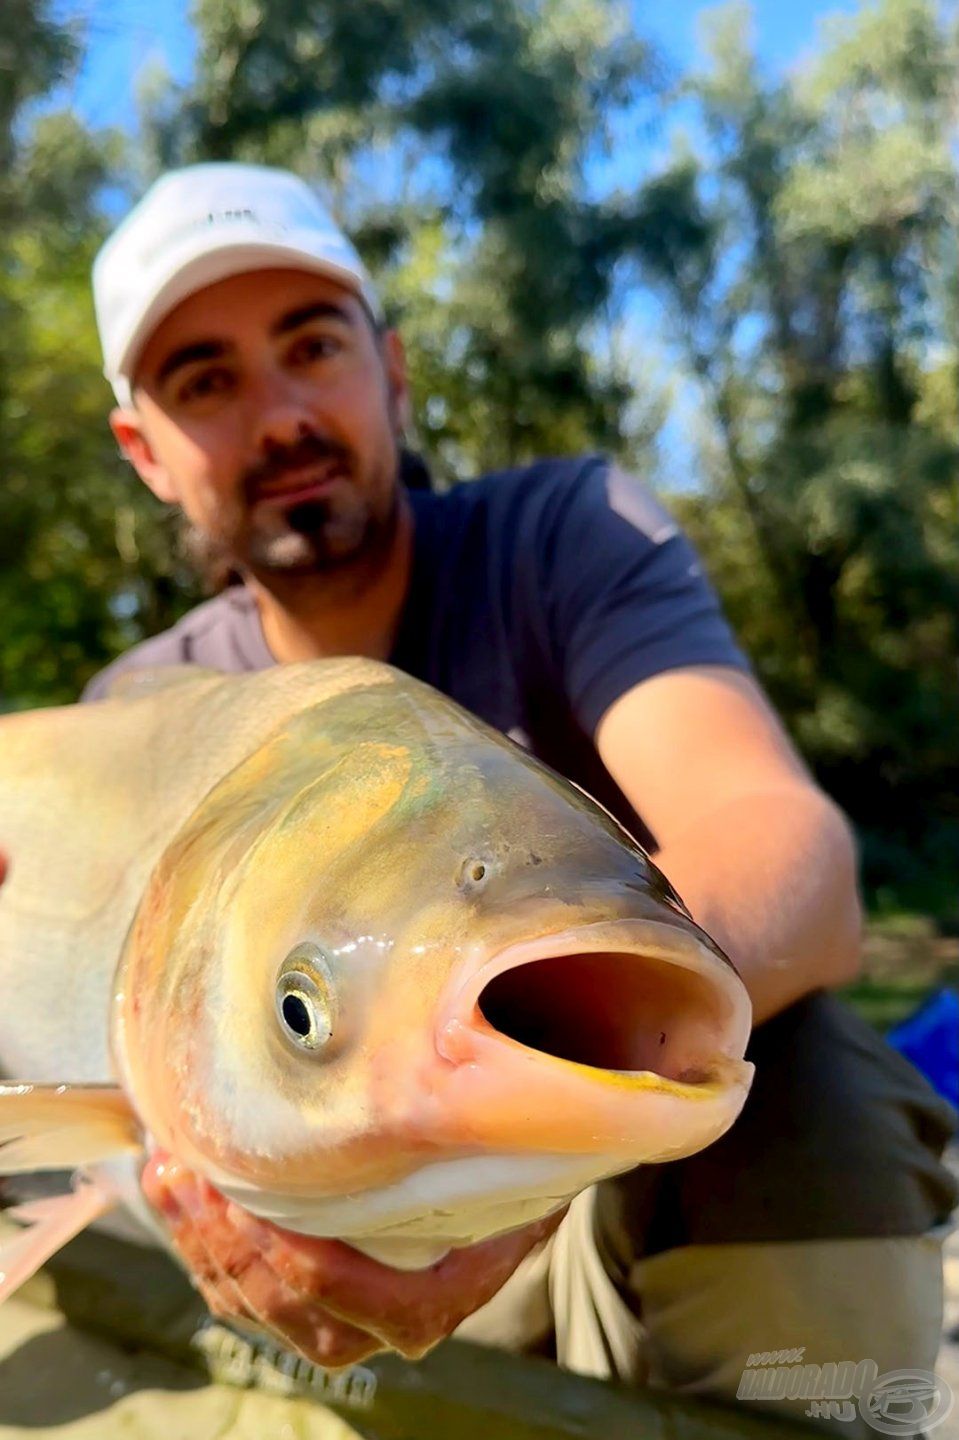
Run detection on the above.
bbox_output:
[653,786,863,1025]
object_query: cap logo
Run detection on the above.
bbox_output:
[139,207,283,264]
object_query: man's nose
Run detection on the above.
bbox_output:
[250,371,319,454]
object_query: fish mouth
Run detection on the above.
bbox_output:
[445,918,751,1085]
[435,918,753,1157]
[479,938,745,1084]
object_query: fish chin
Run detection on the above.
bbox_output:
[205,1150,626,1271]
[341,1238,454,1269]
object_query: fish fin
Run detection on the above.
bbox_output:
[0,1084,141,1174]
[0,1179,117,1303]
[104,665,222,700]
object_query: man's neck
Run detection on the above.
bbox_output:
[249,493,414,664]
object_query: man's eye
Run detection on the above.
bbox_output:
[290,333,341,364]
[179,368,234,402]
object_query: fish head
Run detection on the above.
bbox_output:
[114,673,753,1264]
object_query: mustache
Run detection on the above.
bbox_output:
[242,434,352,502]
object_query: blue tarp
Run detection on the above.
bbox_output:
[887,986,959,1112]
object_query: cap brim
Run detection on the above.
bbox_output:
[113,239,380,389]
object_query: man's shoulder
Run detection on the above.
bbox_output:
[440,455,675,537]
[81,589,258,701]
[431,454,681,568]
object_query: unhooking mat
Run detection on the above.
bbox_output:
[0,1220,817,1440]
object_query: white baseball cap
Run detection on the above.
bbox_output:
[93,162,383,405]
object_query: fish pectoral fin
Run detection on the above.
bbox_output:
[0,1179,118,1303]
[0,1083,141,1174]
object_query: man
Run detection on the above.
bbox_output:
[80,163,954,1426]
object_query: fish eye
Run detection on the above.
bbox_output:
[275,944,336,1053]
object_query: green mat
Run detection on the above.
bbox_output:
[0,1223,815,1439]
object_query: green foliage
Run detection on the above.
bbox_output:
[0,6,199,708]
[0,0,78,188]
[4,0,959,914]
[145,0,661,475]
[646,0,959,906]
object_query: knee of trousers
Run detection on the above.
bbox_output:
[626,1229,949,1437]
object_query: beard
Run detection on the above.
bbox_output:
[181,433,401,594]
[245,492,379,573]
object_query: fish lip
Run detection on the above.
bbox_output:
[436,916,753,1085]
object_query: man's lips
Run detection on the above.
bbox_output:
[252,465,346,506]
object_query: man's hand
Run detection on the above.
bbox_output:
[142,1151,563,1368]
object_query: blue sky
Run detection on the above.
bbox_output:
[65,0,864,486]
[69,0,863,133]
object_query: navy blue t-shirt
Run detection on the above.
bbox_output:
[83,456,749,849]
[80,457,959,1247]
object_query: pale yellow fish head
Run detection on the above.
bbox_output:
[113,668,752,1261]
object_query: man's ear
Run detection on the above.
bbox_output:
[382,329,412,434]
[109,406,179,505]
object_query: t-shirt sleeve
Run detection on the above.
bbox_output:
[538,459,751,735]
[79,591,269,702]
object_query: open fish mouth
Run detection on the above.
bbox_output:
[478,950,727,1080]
[445,918,752,1092]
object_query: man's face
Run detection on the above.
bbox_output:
[113,268,409,580]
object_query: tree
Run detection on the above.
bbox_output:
[0,3,199,708]
[7,0,959,912]
[631,0,959,900]
[148,0,665,478]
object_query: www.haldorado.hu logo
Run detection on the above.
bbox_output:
[737,1350,954,1435]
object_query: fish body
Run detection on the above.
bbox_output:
[0,660,752,1284]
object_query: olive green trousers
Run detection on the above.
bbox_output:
[457,1188,950,1438]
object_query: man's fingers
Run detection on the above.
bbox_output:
[144,1159,269,1328]
[142,1154,383,1366]
[254,1202,566,1355]
[140,1151,563,1364]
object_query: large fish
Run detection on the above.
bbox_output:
[0,660,752,1333]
